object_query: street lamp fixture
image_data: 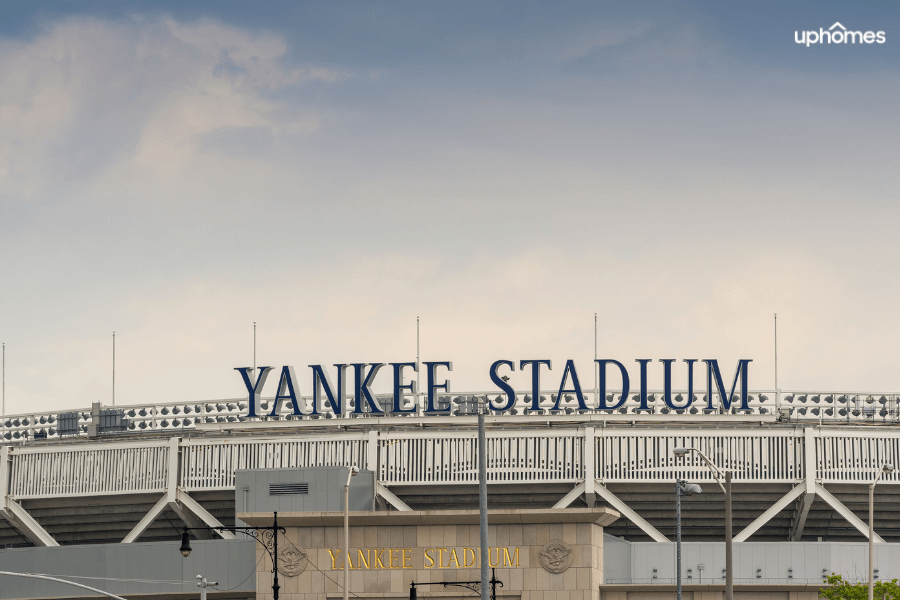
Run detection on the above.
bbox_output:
[178,512,287,600]
[675,479,701,600]
[674,447,732,600]
[869,463,894,600]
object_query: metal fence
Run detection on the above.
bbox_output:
[5,427,900,499]
[3,390,900,442]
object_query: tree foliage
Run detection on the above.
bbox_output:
[820,574,900,600]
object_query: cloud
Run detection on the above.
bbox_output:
[0,16,344,198]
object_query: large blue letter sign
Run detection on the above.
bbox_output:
[391,362,418,414]
[310,364,349,416]
[519,360,551,411]
[235,366,273,418]
[489,360,517,411]
[424,362,453,413]
[270,366,303,417]
[596,360,629,410]
[704,359,752,410]
[551,360,588,411]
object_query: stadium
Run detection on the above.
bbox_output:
[1,373,899,600]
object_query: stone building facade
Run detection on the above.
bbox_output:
[239,508,621,600]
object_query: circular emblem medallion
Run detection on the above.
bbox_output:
[278,546,308,577]
[539,539,574,574]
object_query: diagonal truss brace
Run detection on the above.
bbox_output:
[0,498,59,547]
[553,479,669,543]
[0,446,59,547]
[376,482,412,511]
[122,438,233,543]
[815,483,883,543]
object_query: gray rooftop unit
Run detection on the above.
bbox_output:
[235,467,375,516]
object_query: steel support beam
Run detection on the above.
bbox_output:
[553,481,586,509]
[0,446,58,546]
[121,494,168,543]
[0,498,59,547]
[171,488,235,539]
[375,482,412,511]
[734,482,805,542]
[594,482,669,542]
[789,492,815,541]
[815,483,884,543]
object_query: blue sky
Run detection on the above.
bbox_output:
[0,1,898,412]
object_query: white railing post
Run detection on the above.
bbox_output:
[167,437,180,502]
[0,445,9,503]
[584,427,595,506]
[367,430,379,474]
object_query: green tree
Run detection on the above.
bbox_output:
[819,574,900,600]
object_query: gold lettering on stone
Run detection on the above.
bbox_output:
[424,548,435,568]
[328,549,340,570]
[463,548,476,567]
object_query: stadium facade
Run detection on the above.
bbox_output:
[1,373,899,600]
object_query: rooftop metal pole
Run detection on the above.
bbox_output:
[594,313,598,407]
[774,314,779,409]
[112,332,115,406]
[415,315,422,405]
[478,396,489,600]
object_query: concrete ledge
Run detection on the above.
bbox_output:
[238,507,620,527]
[599,584,825,592]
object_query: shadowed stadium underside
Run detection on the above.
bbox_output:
[1,419,899,548]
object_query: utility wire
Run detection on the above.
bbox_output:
[218,549,265,592]
[26,573,185,586]
[281,534,364,598]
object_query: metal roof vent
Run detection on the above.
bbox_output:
[269,482,309,496]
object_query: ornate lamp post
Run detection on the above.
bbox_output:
[179,511,287,600]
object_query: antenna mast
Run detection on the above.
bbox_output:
[416,316,421,404]
[594,313,598,407]
[112,332,116,406]
[253,322,257,377]
[774,314,779,409]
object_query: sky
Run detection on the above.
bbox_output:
[1,1,898,414]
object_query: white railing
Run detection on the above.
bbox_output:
[815,429,900,483]
[597,429,803,482]
[9,440,170,499]
[4,390,900,443]
[180,435,369,491]
[379,430,584,485]
[5,427,900,499]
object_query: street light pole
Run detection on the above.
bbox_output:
[674,479,702,600]
[725,471,733,600]
[676,480,683,600]
[673,447,729,600]
[478,396,489,600]
[869,463,894,600]
[345,466,360,600]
